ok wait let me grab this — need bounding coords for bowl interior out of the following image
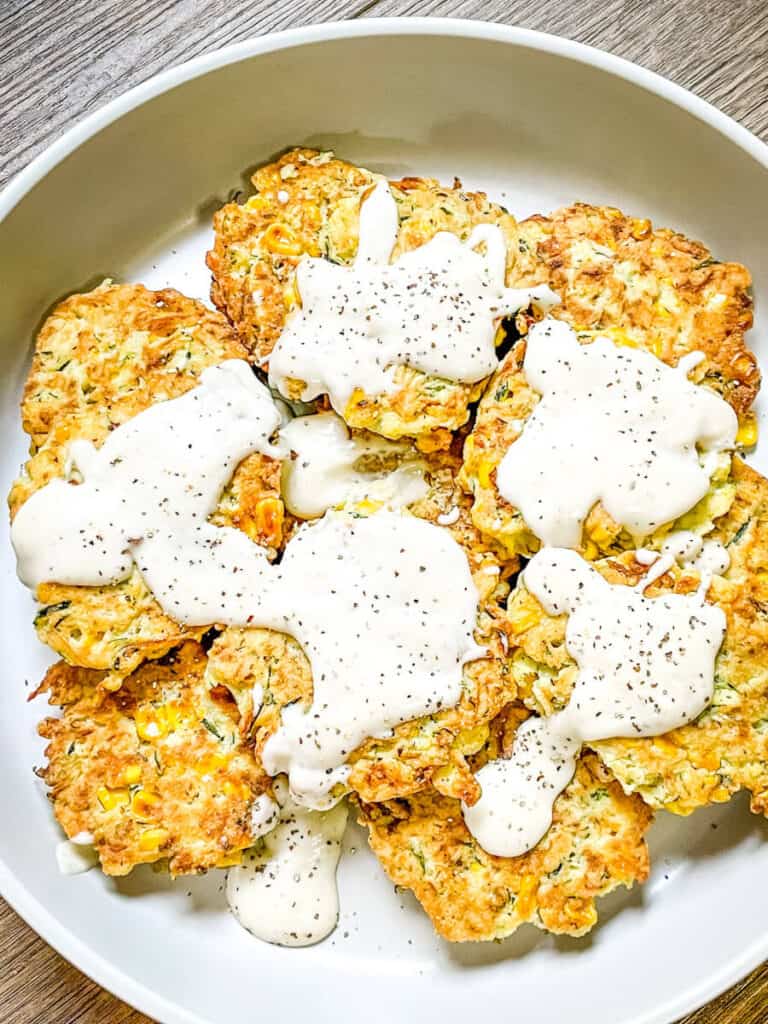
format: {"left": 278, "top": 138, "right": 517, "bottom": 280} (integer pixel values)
{"left": 1, "top": 25, "right": 767, "bottom": 1024}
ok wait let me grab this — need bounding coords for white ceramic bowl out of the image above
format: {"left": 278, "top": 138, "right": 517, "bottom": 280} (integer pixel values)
{"left": 1, "top": 18, "right": 767, "bottom": 1024}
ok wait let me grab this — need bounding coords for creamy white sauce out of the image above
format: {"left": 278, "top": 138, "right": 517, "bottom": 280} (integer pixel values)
{"left": 13, "top": 368, "right": 483, "bottom": 810}
{"left": 660, "top": 530, "right": 731, "bottom": 577}
{"left": 228, "top": 780, "right": 347, "bottom": 947}
{"left": 496, "top": 320, "right": 737, "bottom": 548}
{"left": 268, "top": 180, "right": 558, "bottom": 411}
{"left": 280, "top": 412, "right": 427, "bottom": 519}
{"left": 56, "top": 835, "right": 98, "bottom": 875}
{"left": 261, "top": 511, "right": 484, "bottom": 808}
{"left": 11, "top": 360, "right": 282, "bottom": 592}
{"left": 463, "top": 547, "right": 726, "bottom": 857}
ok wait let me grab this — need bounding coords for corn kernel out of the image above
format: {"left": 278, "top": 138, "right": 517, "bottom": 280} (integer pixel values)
{"left": 581, "top": 539, "right": 599, "bottom": 560}
{"left": 509, "top": 602, "right": 541, "bottom": 635}
{"left": 470, "top": 860, "right": 483, "bottom": 874}
{"left": 254, "top": 497, "right": 284, "bottom": 541}
{"left": 516, "top": 875, "right": 538, "bottom": 918}
{"left": 283, "top": 279, "right": 300, "bottom": 309}
{"left": 139, "top": 828, "right": 170, "bottom": 852}
{"left": 261, "top": 222, "right": 302, "bottom": 256}
{"left": 691, "top": 749, "right": 721, "bottom": 772}
{"left": 630, "top": 217, "right": 652, "bottom": 240}
{"left": 245, "top": 195, "right": 270, "bottom": 211}
{"left": 135, "top": 707, "right": 165, "bottom": 742}
{"left": 476, "top": 458, "right": 495, "bottom": 490}
{"left": 736, "top": 414, "right": 758, "bottom": 448}
{"left": 454, "top": 724, "right": 490, "bottom": 755}
{"left": 97, "top": 786, "right": 130, "bottom": 811}
{"left": 711, "top": 785, "right": 731, "bottom": 803}
{"left": 122, "top": 765, "right": 142, "bottom": 785}
{"left": 585, "top": 519, "right": 617, "bottom": 548}
{"left": 132, "top": 789, "right": 161, "bottom": 820}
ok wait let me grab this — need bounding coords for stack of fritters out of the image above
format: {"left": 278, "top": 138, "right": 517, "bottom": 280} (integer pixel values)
{"left": 11, "top": 148, "right": 766, "bottom": 944}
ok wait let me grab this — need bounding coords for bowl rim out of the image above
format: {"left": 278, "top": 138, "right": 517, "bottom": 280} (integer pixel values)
{"left": 1, "top": 16, "right": 767, "bottom": 1024}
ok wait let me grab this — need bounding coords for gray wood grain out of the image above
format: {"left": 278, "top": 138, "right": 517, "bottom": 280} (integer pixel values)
{"left": 1, "top": 1, "right": 767, "bottom": 1022}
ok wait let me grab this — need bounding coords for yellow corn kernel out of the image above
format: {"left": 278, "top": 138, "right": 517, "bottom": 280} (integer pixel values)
{"left": 515, "top": 874, "right": 539, "bottom": 918}
{"left": 134, "top": 704, "right": 181, "bottom": 742}
{"left": 197, "top": 752, "right": 228, "bottom": 777}
{"left": 630, "top": 218, "right": 651, "bottom": 240}
{"left": 690, "top": 749, "right": 721, "bottom": 772}
{"left": 139, "top": 828, "right": 170, "bottom": 852}
{"left": 245, "top": 195, "right": 270, "bottom": 211}
{"left": 261, "top": 222, "right": 302, "bottom": 256}
{"left": 652, "top": 737, "right": 680, "bottom": 758}
{"left": 218, "top": 850, "right": 244, "bottom": 868}
{"left": 303, "top": 203, "right": 323, "bottom": 230}
{"left": 581, "top": 539, "right": 599, "bottom": 561}
{"left": 97, "top": 786, "right": 130, "bottom": 811}
{"left": 664, "top": 799, "right": 694, "bottom": 816}
{"left": 736, "top": 413, "right": 758, "bottom": 448}
{"left": 353, "top": 498, "right": 384, "bottom": 516}
{"left": 470, "top": 860, "right": 483, "bottom": 874}
{"left": 585, "top": 519, "right": 616, "bottom": 548}
{"left": 254, "top": 496, "right": 284, "bottom": 541}
{"left": 711, "top": 785, "right": 732, "bottom": 803}
{"left": 509, "top": 601, "right": 541, "bottom": 635}
{"left": 494, "top": 324, "right": 507, "bottom": 349}
{"left": 476, "top": 458, "right": 495, "bottom": 490}
{"left": 132, "top": 789, "right": 161, "bottom": 820}
{"left": 454, "top": 724, "right": 490, "bottom": 755}
{"left": 122, "top": 764, "right": 142, "bottom": 786}
{"left": 134, "top": 707, "right": 167, "bottom": 742}
{"left": 283, "top": 279, "right": 300, "bottom": 309}
{"left": 607, "top": 328, "right": 637, "bottom": 349}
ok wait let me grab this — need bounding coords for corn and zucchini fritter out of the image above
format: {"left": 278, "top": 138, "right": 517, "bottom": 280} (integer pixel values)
{"left": 505, "top": 458, "right": 768, "bottom": 817}
{"left": 37, "top": 641, "right": 271, "bottom": 876}
{"left": 9, "top": 282, "right": 285, "bottom": 684}
{"left": 207, "top": 147, "right": 523, "bottom": 447}
{"left": 357, "top": 707, "right": 652, "bottom": 942}
{"left": 461, "top": 203, "right": 759, "bottom": 558}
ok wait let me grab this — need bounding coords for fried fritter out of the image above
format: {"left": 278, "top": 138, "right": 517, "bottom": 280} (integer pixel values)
{"left": 461, "top": 203, "right": 758, "bottom": 557}
{"left": 207, "top": 147, "right": 521, "bottom": 446}
{"left": 507, "top": 458, "right": 768, "bottom": 817}
{"left": 514, "top": 203, "right": 758, "bottom": 415}
{"left": 8, "top": 283, "right": 285, "bottom": 682}
{"left": 37, "top": 641, "right": 270, "bottom": 876}
{"left": 208, "top": 445, "right": 519, "bottom": 806}
{"left": 357, "top": 707, "right": 652, "bottom": 941}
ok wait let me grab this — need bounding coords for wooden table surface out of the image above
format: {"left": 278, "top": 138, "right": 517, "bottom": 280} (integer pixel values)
{"left": 1, "top": 1, "right": 767, "bottom": 1021}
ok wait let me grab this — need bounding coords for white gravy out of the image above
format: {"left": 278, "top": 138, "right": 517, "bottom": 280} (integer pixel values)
{"left": 463, "top": 547, "right": 726, "bottom": 857}
{"left": 268, "top": 180, "right": 558, "bottom": 411}
{"left": 227, "top": 780, "right": 347, "bottom": 947}
{"left": 280, "top": 412, "right": 427, "bottom": 519}
{"left": 496, "top": 320, "right": 737, "bottom": 548}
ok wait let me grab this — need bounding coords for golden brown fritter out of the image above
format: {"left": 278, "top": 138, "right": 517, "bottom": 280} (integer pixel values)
{"left": 207, "top": 147, "right": 522, "bottom": 447}
{"left": 8, "top": 282, "right": 285, "bottom": 683}
{"left": 207, "top": 445, "right": 519, "bottom": 806}
{"left": 461, "top": 203, "right": 758, "bottom": 557}
{"left": 507, "top": 458, "right": 768, "bottom": 817}
{"left": 37, "top": 641, "right": 271, "bottom": 877}
{"left": 357, "top": 707, "right": 652, "bottom": 942}
{"left": 513, "top": 203, "right": 758, "bottom": 415}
